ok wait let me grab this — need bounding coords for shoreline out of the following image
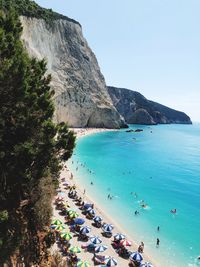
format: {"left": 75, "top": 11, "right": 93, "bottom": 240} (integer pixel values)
{"left": 66, "top": 127, "right": 159, "bottom": 266}
{"left": 70, "top": 127, "right": 117, "bottom": 139}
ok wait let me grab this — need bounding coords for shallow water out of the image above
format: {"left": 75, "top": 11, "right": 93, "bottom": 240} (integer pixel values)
{"left": 69, "top": 124, "right": 200, "bottom": 267}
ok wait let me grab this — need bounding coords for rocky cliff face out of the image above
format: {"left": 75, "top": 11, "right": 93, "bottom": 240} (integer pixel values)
{"left": 20, "top": 16, "right": 126, "bottom": 129}
{"left": 108, "top": 86, "right": 192, "bottom": 125}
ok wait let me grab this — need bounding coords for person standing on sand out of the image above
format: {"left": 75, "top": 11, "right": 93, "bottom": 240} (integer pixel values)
{"left": 156, "top": 238, "right": 160, "bottom": 247}
{"left": 83, "top": 189, "right": 86, "bottom": 194}
{"left": 138, "top": 241, "right": 144, "bottom": 253}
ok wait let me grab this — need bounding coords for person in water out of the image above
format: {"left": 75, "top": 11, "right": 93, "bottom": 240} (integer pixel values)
{"left": 157, "top": 226, "right": 160, "bottom": 232}
{"left": 170, "top": 208, "right": 177, "bottom": 214}
{"left": 156, "top": 238, "right": 160, "bottom": 247}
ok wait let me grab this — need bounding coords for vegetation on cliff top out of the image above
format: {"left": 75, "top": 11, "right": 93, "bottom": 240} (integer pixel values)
{"left": 0, "top": 7, "right": 75, "bottom": 265}
{"left": 0, "top": 0, "right": 81, "bottom": 25}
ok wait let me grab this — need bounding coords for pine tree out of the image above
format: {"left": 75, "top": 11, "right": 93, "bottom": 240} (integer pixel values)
{"left": 0, "top": 8, "right": 75, "bottom": 264}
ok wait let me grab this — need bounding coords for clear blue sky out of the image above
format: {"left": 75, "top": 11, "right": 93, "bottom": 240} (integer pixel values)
{"left": 35, "top": 0, "right": 200, "bottom": 121}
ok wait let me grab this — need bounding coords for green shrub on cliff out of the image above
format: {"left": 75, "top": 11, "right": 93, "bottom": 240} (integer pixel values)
{"left": 0, "top": 7, "right": 75, "bottom": 265}
{"left": 0, "top": 0, "right": 81, "bottom": 25}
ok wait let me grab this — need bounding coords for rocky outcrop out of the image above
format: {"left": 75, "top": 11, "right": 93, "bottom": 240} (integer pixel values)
{"left": 108, "top": 86, "right": 192, "bottom": 125}
{"left": 20, "top": 17, "right": 126, "bottom": 129}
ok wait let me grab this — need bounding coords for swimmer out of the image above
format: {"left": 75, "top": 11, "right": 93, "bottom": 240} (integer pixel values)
{"left": 157, "top": 226, "right": 160, "bottom": 232}
{"left": 170, "top": 208, "right": 177, "bottom": 214}
{"left": 156, "top": 238, "right": 160, "bottom": 247}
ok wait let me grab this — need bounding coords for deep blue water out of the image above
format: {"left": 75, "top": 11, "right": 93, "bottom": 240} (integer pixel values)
{"left": 69, "top": 124, "right": 200, "bottom": 267}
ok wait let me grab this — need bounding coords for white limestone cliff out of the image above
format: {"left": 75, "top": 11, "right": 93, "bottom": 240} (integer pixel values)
{"left": 20, "top": 16, "right": 126, "bottom": 128}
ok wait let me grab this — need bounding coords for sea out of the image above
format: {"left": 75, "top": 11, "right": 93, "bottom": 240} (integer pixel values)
{"left": 69, "top": 124, "right": 200, "bottom": 267}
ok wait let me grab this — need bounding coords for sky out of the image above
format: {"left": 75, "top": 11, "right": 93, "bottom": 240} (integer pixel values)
{"left": 35, "top": 0, "right": 200, "bottom": 122}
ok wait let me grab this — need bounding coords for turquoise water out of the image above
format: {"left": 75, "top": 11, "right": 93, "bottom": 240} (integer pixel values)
{"left": 69, "top": 124, "right": 200, "bottom": 267}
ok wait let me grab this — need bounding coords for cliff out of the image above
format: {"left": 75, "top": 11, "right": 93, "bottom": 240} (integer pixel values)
{"left": 17, "top": 0, "right": 191, "bottom": 127}
{"left": 20, "top": 16, "right": 126, "bottom": 128}
{"left": 108, "top": 86, "right": 192, "bottom": 125}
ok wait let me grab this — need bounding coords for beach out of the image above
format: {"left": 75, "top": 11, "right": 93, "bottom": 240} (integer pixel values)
{"left": 70, "top": 127, "right": 117, "bottom": 138}
{"left": 51, "top": 127, "right": 157, "bottom": 266}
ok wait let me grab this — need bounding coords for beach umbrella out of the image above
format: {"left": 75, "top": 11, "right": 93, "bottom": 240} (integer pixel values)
{"left": 120, "top": 239, "right": 132, "bottom": 247}
{"left": 84, "top": 203, "right": 93, "bottom": 209}
{"left": 69, "top": 246, "right": 81, "bottom": 253}
{"left": 94, "top": 245, "right": 108, "bottom": 253}
{"left": 80, "top": 226, "right": 91, "bottom": 235}
{"left": 88, "top": 209, "right": 96, "bottom": 216}
{"left": 140, "top": 262, "right": 154, "bottom": 267}
{"left": 68, "top": 211, "right": 79, "bottom": 218}
{"left": 51, "top": 219, "right": 62, "bottom": 226}
{"left": 104, "top": 256, "right": 117, "bottom": 266}
{"left": 93, "top": 216, "right": 102, "bottom": 222}
{"left": 130, "top": 252, "right": 143, "bottom": 262}
{"left": 76, "top": 261, "right": 90, "bottom": 267}
{"left": 55, "top": 225, "right": 66, "bottom": 231}
{"left": 67, "top": 209, "right": 76, "bottom": 215}
{"left": 103, "top": 224, "right": 114, "bottom": 232}
{"left": 86, "top": 206, "right": 93, "bottom": 212}
{"left": 90, "top": 235, "right": 102, "bottom": 244}
{"left": 74, "top": 218, "right": 85, "bottom": 225}
{"left": 114, "top": 233, "right": 126, "bottom": 241}
{"left": 60, "top": 232, "right": 72, "bottom": 240}
{"left": 64, "top": 203, "right": 70, "bottom": 208}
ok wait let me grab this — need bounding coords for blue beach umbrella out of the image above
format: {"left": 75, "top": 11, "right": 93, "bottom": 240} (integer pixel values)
{"left": 74, "top": 218, "right": 85, "bottom": 225}
{"left": 94, "top": 245, "right": 108, "bottom": 253}
{"left": 103, "top": 224, "right": 114, "bottom": 232}
{"left": 130, "top": 252, "right": 143, "bottom": 262}
{"left": 85, "top": 206, "right": 93, "bottom": 212}
{"left": 140, "top": 262, "right": 154, "bottom": 267}
{"left": 84, "top": 203, "right": 93, "bottom": 209}
{"left": 93, "top": 216, "right": 102, "bottom": 222}
{"left": 88, "top": 209, "right": 96, "bottom": 216}
{"left": 90, "top": 235, "right": 102, "bottom": 244}
{"left": 104, "top": 256, "right": 117, "bottom": 266}
{"left": 113, "top": 233, "right": 126, "bottom": 241}
{"left": 80, "top": 226, "right": 91, "bottom": 235}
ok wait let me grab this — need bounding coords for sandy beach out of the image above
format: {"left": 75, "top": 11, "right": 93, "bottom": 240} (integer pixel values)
{"left": 70, "top": 127, "right": 117, "bottom": 139}
{"left": 51, "top": 128, "right": 158, "bottom": 266}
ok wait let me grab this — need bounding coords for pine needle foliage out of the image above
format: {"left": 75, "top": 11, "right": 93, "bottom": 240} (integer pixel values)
{"left": 0, "top": 7, "right": 76, "bottom": 264}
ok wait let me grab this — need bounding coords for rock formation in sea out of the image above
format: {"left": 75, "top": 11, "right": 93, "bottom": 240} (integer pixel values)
{"left": 20, "top": 16, "right": 126, "bottom": 129}
{"left": 108, "top": 86, "right": 192, "bottom": 125}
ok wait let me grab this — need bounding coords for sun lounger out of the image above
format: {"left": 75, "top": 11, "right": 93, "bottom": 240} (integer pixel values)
{"left": 103, "top": 231, "right": 112, "bottom": 238}
{"left": 93, "top": 254, "right": 106, "bottom": 265}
